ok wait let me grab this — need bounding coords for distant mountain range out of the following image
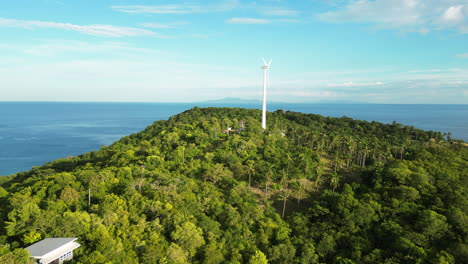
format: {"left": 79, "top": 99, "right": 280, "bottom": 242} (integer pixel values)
{"left": 199, "top": 97, "right": 262, "bottom": 104}
{"left": 199, "top": 97, "right": 370, "bottom": 104}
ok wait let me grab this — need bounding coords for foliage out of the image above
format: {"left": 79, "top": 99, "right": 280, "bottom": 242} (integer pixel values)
{"left": 0, "top": 107, "right": 466, "bottom": 263}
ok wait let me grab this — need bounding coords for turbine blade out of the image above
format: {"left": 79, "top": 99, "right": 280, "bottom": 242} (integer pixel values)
{"left": 262, "top": 58, "right": 267, "bottom": 65}
{"left": 268, "top": 59, "right": 272, "bottom": 66}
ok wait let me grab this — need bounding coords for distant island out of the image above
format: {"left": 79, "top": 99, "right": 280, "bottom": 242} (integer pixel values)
{"left": 199, "top": 97, "right": 370, "bottom": 104}
{"left": 0, "top": 107, "right": 466, "bottom": 263}
{"left": 199, "top": 97, "right": 262, "bottom": 104}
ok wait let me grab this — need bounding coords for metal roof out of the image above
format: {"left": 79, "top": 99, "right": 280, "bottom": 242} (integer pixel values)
{"left": 25, "top": 238, "right": 78, "bottom": 257}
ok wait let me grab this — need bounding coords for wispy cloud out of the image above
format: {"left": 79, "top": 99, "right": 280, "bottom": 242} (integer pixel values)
{"left": 317, "top": 0, "right": 468, "bottom": 34}
{"left": 327, "top": 81, "right": 384, "bottom": 87}
{"left": 226, "top": 18, "right": 272, "bottom": 24}
{"left": 112, "top": 1, "right": 239, "bottom": 14}
{"left": 271, "top": 91, "right": 338, "bottom": 98}
{"left": 112, "top": 5, "right": 202, "bottom": 14}
{"left": 456, "top": 53, "right": 468, "bottom": 58}
{"left": 11, "top": 40, "right": 165, "bottom": 57}
{"left": 408, "top": 69, "right": 443, "bottom": 73}
{"left": 0, "top": 18, "right": 155, "bottom": 37}
{"left": 276, "top": 19, "right": 301, "bottom": 23}
{"left": 262, "top": 7, "right": 300, "bottom": 16}
{"left": 439, "top": 5, "right": 465, "bottom": 25}
{"left": 408, "top": 68, "right": 463, "bottom": 73}
{"left": 450, "top": 81, "right": 468, "bottom": 84}
{"left": 141, "top": 22, "right": 188, "bottom": 29}
{"left": 225, "top": 17, "right": 301, "bottom": 24}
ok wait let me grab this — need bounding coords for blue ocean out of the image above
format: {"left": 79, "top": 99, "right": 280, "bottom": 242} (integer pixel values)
{"left": 0, "top": 102, "right": 467, "bottom": 176}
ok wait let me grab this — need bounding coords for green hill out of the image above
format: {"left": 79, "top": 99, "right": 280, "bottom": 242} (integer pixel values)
{"left": 0, "top": 107, "right": 467, "bottom": 263}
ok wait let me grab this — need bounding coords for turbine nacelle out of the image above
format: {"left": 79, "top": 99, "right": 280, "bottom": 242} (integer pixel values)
{"left": 262, "top": 58, "right": 272, "bottom": 68}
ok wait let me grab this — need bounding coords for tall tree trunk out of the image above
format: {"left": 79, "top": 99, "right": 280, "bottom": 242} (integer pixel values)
{"left": 362, "top": 152, "right": 367, "bottom": 168}
{"left": 282, "top": 197, "right": 287, "bottom": 219}
{"left": 182, "top": 146, "right": 185, "bottom": 164}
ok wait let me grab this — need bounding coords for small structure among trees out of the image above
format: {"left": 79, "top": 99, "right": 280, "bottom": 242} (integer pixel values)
{"left": 25, "top": 238, "right": 80, "bottom": 264}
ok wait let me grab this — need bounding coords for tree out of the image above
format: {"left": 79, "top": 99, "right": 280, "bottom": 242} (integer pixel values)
{"left": 246, "top": 160, "right": 256, "bottom": 188}
{"left": 203, "top": 163, "right": 233, "bottom": 184}
{"left": 132, "top": 177, "right": 146, "bottom": 193}
{"left": 166, "top": 243, "right": 189, "bottom": 264}
{"left": 0, "top": 246, "right": 33, "bottom": 264}
{"left": 203, "top": 241, "right": 225, "bottom": 264}
{"left": 249, "top": 250, "right": 268, "bottom": 264}
{"left": 292, "top": 179, "right": 309, "bottom": 205}
{"left": 0, "top": 107, "right": 463, "bottom": 264}
{"left": 22, "top": 230, "right": 41, "bottom": 244}
{"left": 330, "top": 173, "right": 340, "bottom": 192}
{"left": 60, "top": 186, "right": 81, "bottom": 205}
{"left": 286, "top": 152, "right": 293, "bottom": 179}
{"left": 171, "top": 222, "right": 206, "bottom": 259}
{"left": 314, "top": 162, "right": 324, "bottom": 191}
{"left": 262, "top": 164, "right": 276, "bottom": 196}
{"left": 279, "top": 189, "right": 292, "bottom": 219}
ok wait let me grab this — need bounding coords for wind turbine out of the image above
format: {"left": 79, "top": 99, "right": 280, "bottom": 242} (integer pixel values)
{"left": 261, "top": 58, "right": 272, "bottom": 130}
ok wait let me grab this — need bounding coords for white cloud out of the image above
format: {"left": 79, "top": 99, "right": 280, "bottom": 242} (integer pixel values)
{"left": 226, "top": 18, "right": 272, "bottom": 24}
{"left": 408, "top": 69, "right": 442, "bottom": 73}
{"left": 456, "top": 53, "right": 468, "bottom": 58}
{"left": 0, "top": 18, "right": 155, "bottom": 37}
{"left": 0, "top": 58, "right": 259, "bottom": 102}
{"left": 262, "top": 7, "right": 299, "bottom": 16}
{"left": 408, "top": 68, "right": 464, "bottom": 74}
{"left": 13, "top": 40, "right": 165, "bottom": 57}
{"left": 112, "top": 5, "right": 202, "bottom": 14}
{"left": 1, "top": 52, "right": 467, "bottom": 103}
{"left": 441, "top": 5, "right": 465, "bottom": 24}
{"left": 271, "top": 91, "right": 338, "bottom": 98}
{"left": 141, "top": 22, "right": 188, "bottom": 29}
{"left": 450, "top": 81, "right": 468, "bottom": 84}
{"left": 327, "top": 81, "right": 384, "bottom": 87}
{"left": 112, "top": 1, "right": 239, "bottom": 14}
{"left": 225, "top": 17, "right": 302, "bottom": 24}
{"left": 113, "top": 2, "right": 302, "bottom": 24}
{"left": 317, "top": 0, "right": 468, "bottom": 34}
{"left": 275, "top": 19, "right": 302, "bottom": 23}
{"left": 317, "top": 0, "right": 424, "bottom": 26}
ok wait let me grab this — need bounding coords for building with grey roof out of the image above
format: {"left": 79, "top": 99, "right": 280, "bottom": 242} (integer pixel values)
{"left": 25, "top": 237, "right": 80, "bottom": 264}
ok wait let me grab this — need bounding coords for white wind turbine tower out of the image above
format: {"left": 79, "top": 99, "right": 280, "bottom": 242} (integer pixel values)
{"left": 261, "top": 58, "right": 272, "bottom": 130}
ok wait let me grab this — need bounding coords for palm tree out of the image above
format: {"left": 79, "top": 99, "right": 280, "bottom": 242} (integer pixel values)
{"left": 299, "top": 152, "right": 310, "bottom": 176}
{"left": 133, "top": 177, "right": 146, "bottom": 193}
{"left": 264, "top": 165, "right": 275, "bottom": 196}
{"left": 314, "top": 163, "right": 324, "bottom": 192}
{"left": 246, "top": 160, "right": 256, "bottom": 188}
{"left": 330, "top": 172, "right": 339, "bottom": 192}
{"left": 280, "top": 169, "right": 288, "bottom": 187}
{"left": 344, "top": 136, "right": 356, "bottom": 168}
{"left": 279, "top": 189, "right": 291, "bottom": 219}
{"left": 293, "top": 179, "right": 307, "bottom": 205}
{"left": 310, "top": 134, "right": 318, "bottom": 150}
{"left": 285, "top": 152, "right": 293, "bottom": 179}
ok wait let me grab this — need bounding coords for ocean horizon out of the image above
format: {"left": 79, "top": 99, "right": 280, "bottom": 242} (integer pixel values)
{"left": 1, "top": 101, "right": 467, "bottom": 176}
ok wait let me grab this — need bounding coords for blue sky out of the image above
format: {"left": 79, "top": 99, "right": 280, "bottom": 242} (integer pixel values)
{"left": 1, "top": 0, "right": 468, "bottom": 103}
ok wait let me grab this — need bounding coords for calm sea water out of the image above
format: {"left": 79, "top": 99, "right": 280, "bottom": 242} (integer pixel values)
{"left": 0, "top": 102, "right": 466, "bottom": 176}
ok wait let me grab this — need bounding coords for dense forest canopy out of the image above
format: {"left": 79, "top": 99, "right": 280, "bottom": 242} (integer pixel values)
{"left": 0, "top": 107, "right": 466, "bottom": 263}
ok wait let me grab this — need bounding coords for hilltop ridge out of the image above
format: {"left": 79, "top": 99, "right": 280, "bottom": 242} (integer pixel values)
{"left": 0, "top": 107, "right": 467, "bottom": 263}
